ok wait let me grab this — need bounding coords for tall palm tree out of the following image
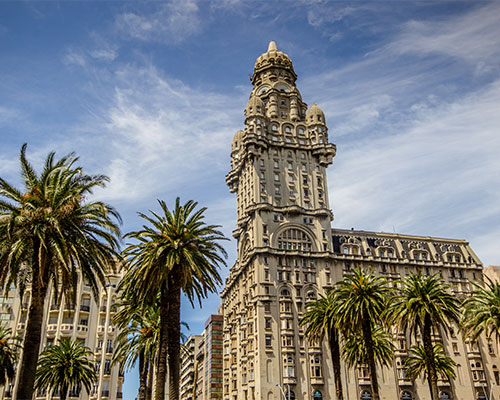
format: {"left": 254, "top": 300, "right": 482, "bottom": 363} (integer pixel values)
{"left": 341, "top": 326, "right": 394, "bottom": 371}
{"left": 113, "top": 295, "right": 160, "bottom": 400}
{"left": 333, "top": 267, "right": 392, "bottom": 400}
{"left": 390, "top": 272, "right": 460, "bottom": 400}
{"left": 300, "top": 291, "right": 344, "bottom": 399}
{"left": 462, "top": 276, "right": 500, "bottom": 343}
{"left": 405, "top": 343, "right": 456, "bottom": 383}
{"left": 121, "top": 198, "right": 227, "bottom": 400}
{"left": 0, "top": 144, "right": 121, "bottom": 400}
{"left": 0, "top": 324, "right": 20, "bottom": 386}
{"left": 34, "top": 338, "right": 96, "bottom": 400}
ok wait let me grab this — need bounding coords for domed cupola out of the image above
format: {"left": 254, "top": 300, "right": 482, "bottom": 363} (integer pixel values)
{"left": 251, "top": 41, "right": 297, "bottom": 85}
{"left": 232, "top": 130, "right": 244, "bottom": 151}
{"left": 244, "top": 95, "right": 266, "bottom": 118}
{"left": 306, "top": 104, "right": 326, "bottom": 125}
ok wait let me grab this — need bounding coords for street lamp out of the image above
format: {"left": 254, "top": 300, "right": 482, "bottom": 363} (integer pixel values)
{"left": 276, "top": 384, "right": 286, "bottom": 400}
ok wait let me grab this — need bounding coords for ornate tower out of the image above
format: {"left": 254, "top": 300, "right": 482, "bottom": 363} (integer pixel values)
{"left": 222, "top": 42, "right": 337, "bottom": 400}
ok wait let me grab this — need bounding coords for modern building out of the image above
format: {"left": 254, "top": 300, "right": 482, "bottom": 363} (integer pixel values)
{"left": 220, "top": 41, "right": 497, "bottom": 400}
{"left": 0, "top": 268, "right": 124, "bottom": 400}
{"left": 181, "top": 334, "right": 203, "bottom": 400}
{"left": 180, "top": 315, "right": 224, "bottom": 400}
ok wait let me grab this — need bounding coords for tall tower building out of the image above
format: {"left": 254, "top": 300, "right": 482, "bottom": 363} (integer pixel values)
{"left": 222, "top": 41, "right": 338, "bottom": 400}
{"left": 220, "top": 42, "right": 498, "bottom": 400}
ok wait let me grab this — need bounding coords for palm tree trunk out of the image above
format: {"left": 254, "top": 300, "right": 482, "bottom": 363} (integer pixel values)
{"left": 146, "top": 353, "right": 154, "bottom": 400}
{"left": 60, "top": 384, "right": 68, "bottom": 400}
{"left": 166, "top": 281, "right": 181, "bottom": 400}
{"left": 138, "top": 350, "right": 147, "bottom": 400}
{"left": 15, "top": 261, "right": 48, "bottom": 400}
{"left": 422, "top": 317, "right": 439, "bottom": 400}
{"left": 362, "top": 317, "right": 380, "bottom": 400}
{"left": 155, "top": 283, "right": 170, "bottom": 400}
{"left": 328, "top": 328, "right": 343, "bottom": 400}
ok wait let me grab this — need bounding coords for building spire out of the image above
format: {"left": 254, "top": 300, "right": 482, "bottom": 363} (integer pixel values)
{"left": 267, "top": 40, "right": 278, "bottom": 52}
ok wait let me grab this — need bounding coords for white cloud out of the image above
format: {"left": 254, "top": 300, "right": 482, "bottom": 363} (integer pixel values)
{"left": 329, "top": 79, "right": 500, "bottom": 267}
{"left": 89, "top": 48, "right": 118, "bottom": 62}
{"left": 115, "top": 0, "right": 202, "bottom": 43}
{"left": 83, "top": 64, "right": 244, "bottom": 205}
{"left": 62, "top": 49, "right": 87, "bottom": 67}
{"left": 388, "top": 3, "right": 500, "bottom": 73}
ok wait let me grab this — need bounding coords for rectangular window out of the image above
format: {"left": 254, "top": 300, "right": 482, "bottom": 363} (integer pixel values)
{"left": 287, "top": 162, "right": 293, "bottom": 169}
{"left": 274, "top": 161, "right": 279, "bottom": 168}
{"left": 265, "top": 335, "right": 272, "bottom": 347}
{"left": 274, "top": 174, "right": 279, "bottom": 181}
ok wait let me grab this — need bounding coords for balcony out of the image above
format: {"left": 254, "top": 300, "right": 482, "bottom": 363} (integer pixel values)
{"left": 47, "top": 324, "right": 58, "bottom": 333}
{"left": 108, "top": 326, "right": 116, "bottom": 334}
{"left": 60, "top": 324, "right": 73, "bottom": 333}
{"left": 77, "top": 325, "right": 88, "bottom": 333}
{"left": 97, "top": 326, "right": 105, "bottom": 334}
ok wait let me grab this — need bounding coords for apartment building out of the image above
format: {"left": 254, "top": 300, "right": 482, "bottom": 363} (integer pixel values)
{"left": 0, "top": 269, "right": 124, "bottom": 400}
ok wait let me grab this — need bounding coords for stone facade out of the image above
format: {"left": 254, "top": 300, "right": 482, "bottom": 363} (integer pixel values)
{"left": 219, "top": 41, "right": 498, "bottom": 400}
{"left": 0, "top": 269, "right": 124, "bottom": 400}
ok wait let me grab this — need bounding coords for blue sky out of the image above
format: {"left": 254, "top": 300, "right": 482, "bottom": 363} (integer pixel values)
{"left": 1, "top": 0, "right": 500, "bottom": 397}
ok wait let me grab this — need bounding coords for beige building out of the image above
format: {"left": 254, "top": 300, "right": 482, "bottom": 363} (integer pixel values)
{"left": 220, "top": 41, "right": 498, "bottom": 400}
{"left": 0, "top": 269, "right": 124, "bottom": 400}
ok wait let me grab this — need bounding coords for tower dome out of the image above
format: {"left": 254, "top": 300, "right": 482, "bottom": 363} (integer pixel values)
{"left": 232, "top": 130, "right": 244, "bottom": 150}
{"left": 251, "top": 41, "right": 297, "bottom": 85}
{"left": 306, "top": 104, "right": 326, "bottom": 124}
{"left": 245, "top": 95, "right": 265, "bottom": 117}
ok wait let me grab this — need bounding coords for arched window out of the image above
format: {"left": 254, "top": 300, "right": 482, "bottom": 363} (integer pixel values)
{"left": 361, "top": 390, "right": 372, "bottom": 400}
{"left": 280, "top": 288, "right": 291, "bottom": 297}
{"left": 313, "top": 391, "right": 322, "bottom": 400}
{"left": 401, "top": 391, "right": 412, "bottom": 400}
{"left": 277, "top": 229, "right": 312, "bottom": 252}
{"left": 306, "top": 291, "right": 316, "bottom": 301}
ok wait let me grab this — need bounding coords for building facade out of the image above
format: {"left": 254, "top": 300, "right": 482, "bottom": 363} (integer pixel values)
{"left": 0, "top": 270, "right": 124, "bottom": 400}
{"left": 220, "top": 41, "right": 498, "bottom": 400}
{"left": 181, "top": 315, "right": 224, "bottom": 400}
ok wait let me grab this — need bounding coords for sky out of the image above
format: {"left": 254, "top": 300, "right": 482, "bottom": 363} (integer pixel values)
{"left": 1, "top": 0, "right": 500, "bottom": 397}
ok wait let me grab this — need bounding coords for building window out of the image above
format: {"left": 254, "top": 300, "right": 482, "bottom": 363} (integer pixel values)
{"left": 265, "top": 335, "right": 272, "bottom": 347}
{"left": 277, "top": 228, "right": 313, "bottom": 252}
{"left": 265, "top": 318, "right": 272, "bottom": 330}
{"left": 310, "top": 355, "right": 322, "bottom": 377}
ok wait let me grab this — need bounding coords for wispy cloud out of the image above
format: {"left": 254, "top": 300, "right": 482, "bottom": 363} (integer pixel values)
{"left": 388, "top": 3, "right": 500, "bottom": 74}
{"left": 74, "top": 63, "right": 244, "bottom": 207}
{"left": 115, "top": 0, "right": 202, "bottom": 43}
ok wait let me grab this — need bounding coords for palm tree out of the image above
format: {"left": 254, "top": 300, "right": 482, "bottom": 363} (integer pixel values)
{"left": 34, "top": 338, "right": 96, "bottom": 400}
{"left": 462, "top": 276, "right": 500, "bottom": 344}
{"left": 113, "top": 295, "right": 160, "bottom": 400}
{"left": 121, "top": 198, "right": 227, "bottom": 400}
{"left": 390, "top": 272, "right": 460, "bottom": 400}
{"left": 300, "top": 291, "right": 344, "bottom": 399}
{"left": 405, "top": 343, "right": 456, "bottom": 383}
{"left": 0, "top": 324, "right": 20, "bottom": 386}
{"left": 341, "top": 326, "right": 394, "bottom": 372}
{"left": 333, "top": 267, "right": 392, "bottom": 400}
{"left": 0, "top": 144, "right": 121, "bottom": 400}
